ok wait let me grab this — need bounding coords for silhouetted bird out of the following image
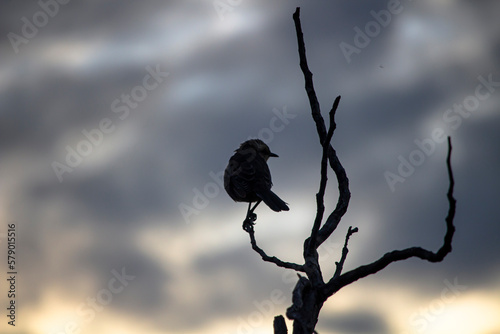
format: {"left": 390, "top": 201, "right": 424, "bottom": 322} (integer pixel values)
{"left": 224, "top": 139, "right": 289, "bottom": 215}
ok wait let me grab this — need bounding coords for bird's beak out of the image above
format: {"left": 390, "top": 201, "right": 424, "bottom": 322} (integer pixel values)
{"left": 269, "top": 152, "right": 279, "bottom": 158}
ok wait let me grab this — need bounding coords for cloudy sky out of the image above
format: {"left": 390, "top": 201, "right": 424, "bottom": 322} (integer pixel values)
{"left": 1, "top": 1, "right": 499, "bottom": 333}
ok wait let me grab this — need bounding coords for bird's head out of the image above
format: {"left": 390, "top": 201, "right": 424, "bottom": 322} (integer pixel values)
{"left": 238, "top": 139, "right": 278, "bottom": 161}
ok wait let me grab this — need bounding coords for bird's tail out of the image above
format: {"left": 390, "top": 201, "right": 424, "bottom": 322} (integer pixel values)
{"left": 257, "top": 190, "right": 289, "bottom": 212}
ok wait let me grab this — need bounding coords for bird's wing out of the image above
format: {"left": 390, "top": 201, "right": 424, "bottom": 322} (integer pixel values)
{"left": 225, "top": 152, "right": 255, "bottom": 198}
{"left": 253, "top": 156, "right": 273, "bottom": 189}
{"left": 231, "top": 160, "right": 256, "bottom": 198}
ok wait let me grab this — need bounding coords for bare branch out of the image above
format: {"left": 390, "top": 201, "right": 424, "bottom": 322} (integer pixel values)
{"left": 440, "top": 136, "right": 456, "bottom": 257}
{"left": 309, "top": 98, "right": 341, "bottom": 254}
{"left": 293, "top": 7, "right": 351, "bottom": 250}
{"left": 316, "top": 149, "right": 350, "bottom": 245}
{"left": 245, "top": 223, "right": 305, "bottom": 272}
{"left": 333, "top": 226, "right": 358, "bottom": 279}
{"left": 293, "top": 7, "right": 322, "bottom": 134}
{"left": 322, "top": 137, "right": 456, "bottom": 298}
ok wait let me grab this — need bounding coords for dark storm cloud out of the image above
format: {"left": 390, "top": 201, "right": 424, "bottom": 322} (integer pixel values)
{"left": 13, "top": 186, "right": 172, "bottom": 309}
{"left": 1, "top": 0, "right": 499, "bottom": 333}
{"left": 175, "top": 0, "right": 500, "bottom": 328}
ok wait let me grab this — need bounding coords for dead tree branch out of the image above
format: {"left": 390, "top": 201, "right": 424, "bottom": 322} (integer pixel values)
{"left": 240, "top": 7, "right": 457, "bottom": 334}
{"left": 293, "top": 8, "right": 351, "bottom": 251}
{"left": 246, "top": 219, "right": 305, "bottom": 272}
{"left": 309, "top": 98, "right": 340, "bottom": 252}
{"left": 322, "top": 137, "right": 456, "bottom": 297}
{"left": 333, "top": 226, "right": 358, "bottom": 279}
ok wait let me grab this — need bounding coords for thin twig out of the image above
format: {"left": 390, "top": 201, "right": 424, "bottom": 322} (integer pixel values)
{"left": 439, "top": 136, "right": 456, "bottom": 258}
{"left": 245, "top": 224, "right": 305, "bottom": 272}
{"left": 309, "top": 98, "right": 341, "bottom": 253}
{"left": 333, "top": 226, "right": 358, "bottom": 279}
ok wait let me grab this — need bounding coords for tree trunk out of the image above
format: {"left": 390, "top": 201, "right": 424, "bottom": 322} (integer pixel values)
{"left": 286, "top": 277, "right": 324, "bottom": 334}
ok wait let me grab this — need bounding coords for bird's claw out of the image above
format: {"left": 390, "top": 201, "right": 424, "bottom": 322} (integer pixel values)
{"left": 243, "top": 219, "right": 255, "bottom": 232}
{"left": 243, "top": 213, "right": 257, "bottom": 232}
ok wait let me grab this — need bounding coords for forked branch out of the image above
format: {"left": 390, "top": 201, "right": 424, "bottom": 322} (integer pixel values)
{"left": 309, "top": 97, "right": 341, "bottom": 253}
{"left": 293, "top": 7, "right": 351, "bottom": 251}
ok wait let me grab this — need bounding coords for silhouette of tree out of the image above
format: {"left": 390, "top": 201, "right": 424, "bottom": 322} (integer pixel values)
{"left": 242, "top": 7, "right": 457, "bottom": 334}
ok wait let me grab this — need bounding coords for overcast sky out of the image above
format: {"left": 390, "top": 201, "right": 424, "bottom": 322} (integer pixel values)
{"left": 0, "top": 1, "right": 499, "bottom": 334}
